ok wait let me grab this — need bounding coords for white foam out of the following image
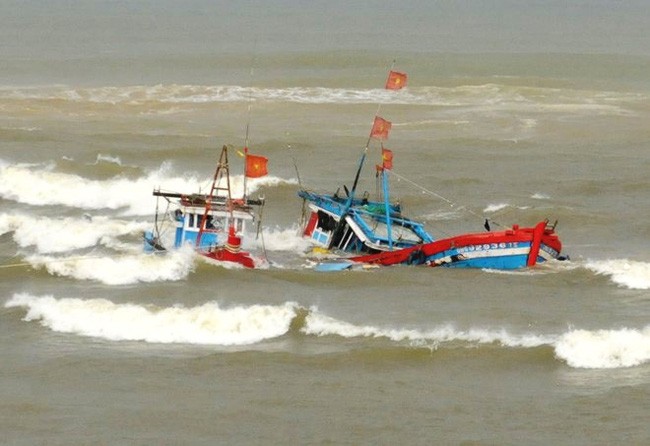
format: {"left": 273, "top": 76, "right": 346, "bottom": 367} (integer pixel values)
{"left": 247, "top": 225, "right": 311, "bottom": 252}
{"left": 585, "top": 259, "right": 650, "bottom": 290}
{"left": 5, "top": 293, "right": 298, "bottom": 346}
{"left": 27, "top": 248, "right": 196, "bottom": 284}
{"left": 419, "top": 210, "right": 462, "bottom": 221}
{"left": 483, "top": 202, "right": 531, "bottom": 213}
{"left": 93, "top": 154, "right": 122, "bottom": 166}
{"left": 0, "top": 213, "right": 148, "bottom": 254}
{"left": 0, "top": 84, "right": 642, "bottom": 117}
{"left": 6, "top": 292, "right": 649, "bottom": 368}
{"left": 303, "top": 308, "right": 650, "bottom": 369}
{"left": 0, "top": 160, "right": 295, "bottom": 215}
{"left": 555, "top": 326, "right": 650, "bottom": 369}
{"left": 0, "top": 85, "right": 416, "bottom": 106}
{"left": 302, "top": 308, "right": 553, "bottom": 348}
{"left": 484, "top": 203, "right": 510, "bottom": 213}
{"left": 0, "top": 83, "right": 646, "bottom": 120}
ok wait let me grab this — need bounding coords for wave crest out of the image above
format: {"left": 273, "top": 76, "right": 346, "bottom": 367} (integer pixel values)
{"left": 555, "top": 327, "right": 650, "bottom": 369}
{"left": 0, "top": 160, "right": 295, "bottom": 215}
{"left": 586, "top": 259, "right": 650, "bottom": 290}
{"left": 5, "top": 293, "right": 299, "bottom": 346}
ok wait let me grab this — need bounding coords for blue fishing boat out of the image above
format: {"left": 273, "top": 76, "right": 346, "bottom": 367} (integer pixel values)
{"left": 298, "top": 187, "right": 432, "bottom": 254}
{"left": 144, "top": 145, "right": 268, "bottom": 268}
{"left": 298, "top": 69, "right": 564, "bottom": 270}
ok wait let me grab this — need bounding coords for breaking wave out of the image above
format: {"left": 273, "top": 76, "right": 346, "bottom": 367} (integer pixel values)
{"left": 26, "top": 248, "right": 196, "bottom": 285}
{"left": 7, "top": 294, "right": 649, "bottom": 369}
{"left": 585, "top": 259, "right": 650, "bottom": 290}
{"left": 5, "top": 293, "right": 298, "bottom": 346}
{"left": 0, "top": 160, "right": 295, "bottom": 215}
{"left": 0, "top": 84, "right": 641, "bottom": 115}
{"left": 0, "top": 213, "right": 148, "bottom": 254}
{"left": 303, "top": 309, "right": 553, "bottom": 348}
{"left": 555, "top": 326, "right": 650, "bottom": 369}
{"left": 12, "top": 228, "right": 304, "bottom": 283}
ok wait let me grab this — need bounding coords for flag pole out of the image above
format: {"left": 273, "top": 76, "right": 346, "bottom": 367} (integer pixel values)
{"left": 328, "top": 62, "right": 400, "bottom": 250}
{"left": 351, "top": 60, "right": 396, "bottom": 202}
{"left": 382, "top": 160, "right": 393, "bottom": 250}
{"left": 243, "top": 62, "right": 254, "bottom": 201}
{"left": 243, "top": 147, "right": 249, "bottom": 201}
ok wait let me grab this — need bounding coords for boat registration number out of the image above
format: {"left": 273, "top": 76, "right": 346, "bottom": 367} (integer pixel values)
{"left": 457, "top": 242, "right": 519, "bottom": 253}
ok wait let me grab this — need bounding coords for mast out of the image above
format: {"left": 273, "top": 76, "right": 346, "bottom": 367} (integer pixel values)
{"left": 381, "top": 153, "right": 393, "bottom": 250}
{"left": 346, "top": 61, "right": 397, "bottom": 205}
{"left": 328, "top": 62, "right": 404, "bottom": 250}
{"left": 243, "top": 62, "right": 254, "bottom": 201}
{"left": 347, "top": 151, "right": 367, "bottom": 207}
{"left": 196, "top": 145, "right": 232, "bottom": 248}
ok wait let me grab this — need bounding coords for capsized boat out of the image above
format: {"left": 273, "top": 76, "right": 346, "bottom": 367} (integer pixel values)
{"left": 144, "top": 145, "right": 268, "bottom": 269}
{"left": 348, "top": 220, "right": 562, "bottom": 269}
{"left": 298, "top": 69, "right": 564, "bottom": 270}
{"left": 299, "top": 188, "right": 562, "bottom": 270}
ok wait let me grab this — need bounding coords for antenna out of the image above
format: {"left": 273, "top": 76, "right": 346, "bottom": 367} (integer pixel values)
{"left": 243, "top": 57, "right": 255, "bottom": 200}
{"left": 288, "top": 144, "right": 303, "bottom": 188}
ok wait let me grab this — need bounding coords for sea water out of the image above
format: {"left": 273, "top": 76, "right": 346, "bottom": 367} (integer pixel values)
{"left": 1, "top": 1, "right": 649, "bottom": 444}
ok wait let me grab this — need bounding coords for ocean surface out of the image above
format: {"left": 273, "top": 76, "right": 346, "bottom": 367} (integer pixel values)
{"left": 1, "top": 1, "right": 650, "bottom": 445}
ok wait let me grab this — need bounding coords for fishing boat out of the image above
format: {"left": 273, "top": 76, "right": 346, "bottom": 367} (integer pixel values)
{"left": 298, "top": 69, "right": 564, "bottom": 270}
{"left": 144, "top": 145, "right": 268, "bottom": 269}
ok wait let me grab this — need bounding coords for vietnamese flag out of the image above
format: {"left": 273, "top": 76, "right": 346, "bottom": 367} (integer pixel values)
{"left": 385, "top": 70, "right": 407, "bottom": 90}
{"left": 370, "top": 116, "right": 391, "bottom": 140}
{"left": 381, "top": 148, "right": 393, "bottom": 170}
{"left": 245, "top": 153, "right": 268, "bottom": 178}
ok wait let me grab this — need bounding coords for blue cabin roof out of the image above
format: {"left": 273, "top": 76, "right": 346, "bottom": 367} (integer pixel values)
{"left": 298, "top": 189, "right": 434, "bottom": 249}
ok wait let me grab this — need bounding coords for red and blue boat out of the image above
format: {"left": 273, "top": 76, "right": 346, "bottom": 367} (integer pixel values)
{"left": 298, "top": 69, "right": 564, "bottom": 270}
{"left": 144, "top": 145, "right": 268, "bottom": 269}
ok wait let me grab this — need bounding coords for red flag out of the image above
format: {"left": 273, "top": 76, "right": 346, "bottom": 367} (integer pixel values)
{"left": 245, "top": 153, "right": 268, "bottom": 178}
{"left": 385, "top": 70, "right": 407, "bottom": 90}
{"left": 370, "top": 116, "right": 391, "bottom": 140}
{"left": 381, "top": 148, "right": 393, "bottom": 170}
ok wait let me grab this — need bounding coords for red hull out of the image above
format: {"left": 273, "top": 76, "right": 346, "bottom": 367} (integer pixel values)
{"left": 349, "top": 221, "right": 562, "bottom": 268}
{"left": 200, "top": 248, "right": 257, "bottom": 269}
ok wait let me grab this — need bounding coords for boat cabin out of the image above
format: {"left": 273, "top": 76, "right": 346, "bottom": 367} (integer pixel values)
{"left": 299, "top": 190, "right": 433, "bottom": 254}
{"left": 173, "top": 203, "right": 253, "bottom": 250}
{"left": 146, "top": 190, "right": 259, "bottom": 252}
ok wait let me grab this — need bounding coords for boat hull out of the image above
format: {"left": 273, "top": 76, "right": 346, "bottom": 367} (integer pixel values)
{"left": 145, "top": 146, "right": 266, "bottom": 270}
{"left": 348, "top": 221, "right": 562, "bottom": 269}
{"left": 199, "top": 248, "right": 258, "bottom": 269}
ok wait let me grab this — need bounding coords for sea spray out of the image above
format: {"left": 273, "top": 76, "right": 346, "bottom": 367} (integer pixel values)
{"left": 249, "top": 225, "right": 311, "bottom": 252}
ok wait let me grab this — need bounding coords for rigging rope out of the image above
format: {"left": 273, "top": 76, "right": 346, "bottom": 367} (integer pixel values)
{"left": 386, "top": 169, "right": 506, "bottom": 229}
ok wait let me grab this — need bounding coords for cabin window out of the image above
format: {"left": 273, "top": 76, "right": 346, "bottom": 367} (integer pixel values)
{"left": 189, "top": 214, "right": 195, "bottom": 228}
{"left": 317, "top": 211, "right": 336, "bottom": 231}
{"left": 208, "top": 216, "right": 223, "bottom": 230}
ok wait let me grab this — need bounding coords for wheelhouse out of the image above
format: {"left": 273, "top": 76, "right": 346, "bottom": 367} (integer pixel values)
{"left": 299, "top": 190, "right": 433, "bottom": 254}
